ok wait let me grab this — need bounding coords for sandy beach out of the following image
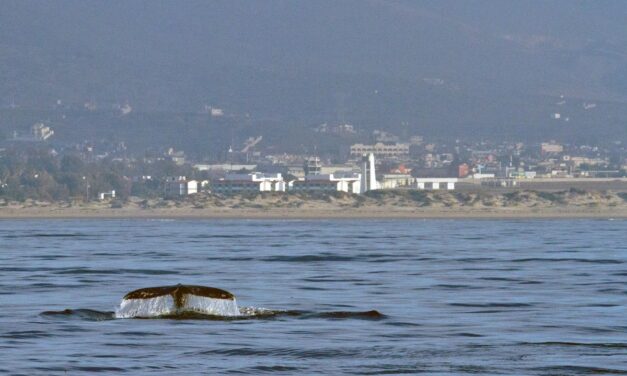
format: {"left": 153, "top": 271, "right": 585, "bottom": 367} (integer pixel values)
{"left": 1, "top": 208, "right": 626, "bottom": 220}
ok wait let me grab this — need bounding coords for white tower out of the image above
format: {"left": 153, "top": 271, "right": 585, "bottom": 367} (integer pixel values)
{"left": 360, "top": 153, "right": 377, "bottom": 193}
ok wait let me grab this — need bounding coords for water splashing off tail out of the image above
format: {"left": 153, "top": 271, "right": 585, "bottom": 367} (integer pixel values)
{"left": 115, "top": 284, "right": 240, "bottom": 318}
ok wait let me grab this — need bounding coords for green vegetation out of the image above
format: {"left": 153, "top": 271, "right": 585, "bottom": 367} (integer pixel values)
{"left": 407, "top": 190, "right": 430, "bottom": 205}
{"left": 0, "top": 146, "right": 191, "bottom": 202}
{"left": 536, "top": 191, "right": 566, "bottom": 204}
{"left": 568, "top": 188, "right": 587, "bottom": 195}
{"left": 364, "top": 189, "right": 431, "bottom": 206}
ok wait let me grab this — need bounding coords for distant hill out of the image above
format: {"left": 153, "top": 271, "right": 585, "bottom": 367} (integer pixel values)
{"left": 2, "top": 0, "right": 627, "bottom": 149}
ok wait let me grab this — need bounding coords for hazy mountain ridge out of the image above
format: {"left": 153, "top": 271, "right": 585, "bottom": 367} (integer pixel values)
{"left": 2, "top": 0, "right": 627, "bottom": 144}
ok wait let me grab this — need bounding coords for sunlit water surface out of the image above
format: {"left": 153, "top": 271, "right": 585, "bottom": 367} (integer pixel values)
{"left": 0, "top": 219, "right": 626, "bottom": 375}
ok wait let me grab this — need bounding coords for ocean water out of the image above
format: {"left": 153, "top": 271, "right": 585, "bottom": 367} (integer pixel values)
{"left": 0, "top": 219, "right": 626, "bottom": 375}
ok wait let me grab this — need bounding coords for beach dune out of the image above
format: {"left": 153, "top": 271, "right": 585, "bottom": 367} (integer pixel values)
{"left": 1, "top": 190, "right": 626, "bottom": 219}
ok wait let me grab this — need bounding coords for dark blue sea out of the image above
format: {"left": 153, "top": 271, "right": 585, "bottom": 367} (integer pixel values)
{"left": 1, "top": 219, "right": 626, "bottom": 375}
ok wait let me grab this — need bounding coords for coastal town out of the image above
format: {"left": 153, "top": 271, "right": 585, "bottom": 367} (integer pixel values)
{"left": 1, "top": 121, "right": 626, "bottom": 204}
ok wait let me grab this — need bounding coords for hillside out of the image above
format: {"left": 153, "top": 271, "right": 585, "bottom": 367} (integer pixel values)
{"left": 2, "top": 1, "right": 627, "bottom": 147}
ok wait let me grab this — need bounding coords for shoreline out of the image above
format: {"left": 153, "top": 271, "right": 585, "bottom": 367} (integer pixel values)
{"left": 2, "top": 190, "right": 627, "bottom": 220}
{"left": 1, "top": 207, "right": 626, "bottom": 220}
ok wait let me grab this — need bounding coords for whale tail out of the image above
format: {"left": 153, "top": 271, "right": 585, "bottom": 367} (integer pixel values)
{"left": 115, "top": 284, "right": 240, "bottom": 318}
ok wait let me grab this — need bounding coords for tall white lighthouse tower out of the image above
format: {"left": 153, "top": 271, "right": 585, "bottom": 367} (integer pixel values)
{"left": 360, "top": 153, "right": 377, "bottom": 193}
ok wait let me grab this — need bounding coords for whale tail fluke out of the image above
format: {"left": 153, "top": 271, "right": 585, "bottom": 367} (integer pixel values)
{"left": 115, "top": 284, "right": 240, "bottom": 318}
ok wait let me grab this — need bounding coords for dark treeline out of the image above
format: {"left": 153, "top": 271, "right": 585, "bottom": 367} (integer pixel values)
{"left": 0, "top": 146, "right": 197, "bottom": 202}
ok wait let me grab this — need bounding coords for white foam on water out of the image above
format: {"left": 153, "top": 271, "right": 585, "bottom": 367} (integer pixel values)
{"left": 185, "top": 295, "right": 240, "bottom": 316}
{"left": 115, "top": 295, "right": 176, "bottom": 318}
{"left": 114, "top": 295, "right": 240, "bottom": 318}
{"left": 238, "top": 306, "right": 275, "bottom": 317}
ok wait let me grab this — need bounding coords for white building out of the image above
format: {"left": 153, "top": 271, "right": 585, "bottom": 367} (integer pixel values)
{"left": 164, "top": 177, "right": 198, "bottom": 197}
{"left": 350, "top": 143, "right": 409, "bottom": 158}
{"left": 380, "top": 174, "right": 413, "bottom": 189}
{"left": 194, "top": 164, "right": 257, "bottom": 172}
{"left": 541, "top": 142, "right": 564, "bottom": 154}
{"left": 211, "top": 173, "right": 285, "bottom": 194}
{"left": 290, "top": 173, "right": 361, "bottom": 194}
{"left": 304, "top": 157, "right": 322, "bottom": 176}
{"left": 320, "top": 165, "right": 358, "bottom": 175}
{"left": 13, "top": 123, "right": 55, "bottom": 142}
{"left": 360, "top": 153, "right": 378, "bottom": 193}
{"left": 98, "top": 190, "right": 116, "bottom": 200}
{"left": 32, "top": 123, "right": 54, "bottom": 141}
{"left": 415, "top": 178, "right": 458, "bottom": 190}
{"left": 481, "top": 179, "right": 518, "bottom": 188}
{"left": 472, "top": 173, "right": 496, "bottom": 179}
{"left": 166, "top": 148, "right": 186, "bottom": 165}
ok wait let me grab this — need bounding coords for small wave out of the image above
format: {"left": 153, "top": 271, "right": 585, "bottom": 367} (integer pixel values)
{"left": 53, "top": 267, "right": 178, "bottom": 275}
{"left": 1, "top": 330, "right": 55, "bottom": 339}
{"left": 522, "top": 341, "right": 627, "bottom": 349}
{"left": 512, "top": 258, "right": 623, "bottom": 264}
{"left": 434, "top": 284, "right": 473, "bottom": 289}
{"left": 449, "top": 302, "right": 532, "bottom": 308}
{"left": 530, "top": 366, "right": 627, "bottom": 374}
{"left": 32, "top": 233, "right": 84, "bottom": 237}
{"left": 263, "top": 254, "right": 356, "bottom": 262}
{"left": 309, "top": 310, "right": 385, "bottom": 320}
{"left": 454, "top": 332, "right": 484, "bottom": 337}
{"left": 194, "top": 346, "right": 361, "bottom": 358}
{"left": 32, "top": 366, "right": 126, "bottom": 373}
{"left": 479, "top": 277, "right": 520, "bottom": 282}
